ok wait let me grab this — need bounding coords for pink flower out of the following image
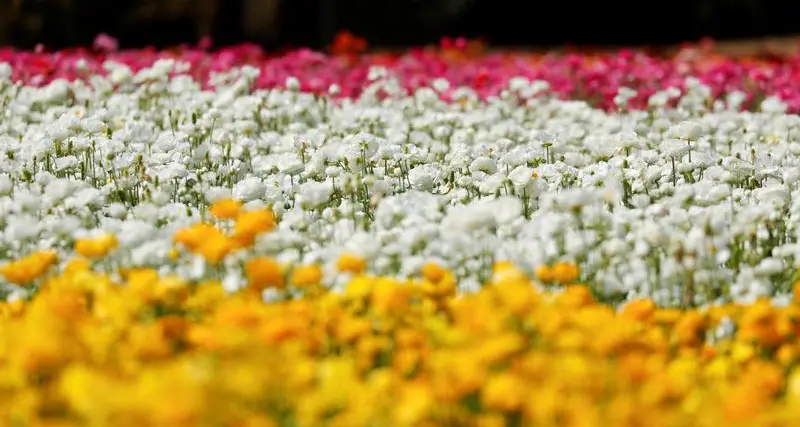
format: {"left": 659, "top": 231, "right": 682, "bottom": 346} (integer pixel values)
{"left": 93, "top": 34, "right": 119, "bottom": 53}
{"left": 2, "top": 39, "right": 800, "bottom": 112}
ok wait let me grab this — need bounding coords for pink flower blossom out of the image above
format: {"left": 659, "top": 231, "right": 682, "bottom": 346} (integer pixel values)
{"left": 1, "top": 39, "right": 799, "bottom": 112}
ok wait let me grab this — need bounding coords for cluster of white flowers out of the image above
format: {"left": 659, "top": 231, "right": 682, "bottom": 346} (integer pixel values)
{"left": 0, "top": 60, "right": 798, "bottom": 306}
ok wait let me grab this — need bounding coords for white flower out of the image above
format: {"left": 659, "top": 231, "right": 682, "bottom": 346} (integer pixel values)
{"left": 488, "top": 196, "right": 523, "bottom": 224}
{"left": 298, "top": 181, "right": 333, "bottom": 210}
{"left": 442, "top": 204, "right": 496, "bottom": 233}
{"left": 106, "top": 203, "right": 127, "bottom": 219}
{"left": 670, "top": 121, "right": 703, "bottom": 140}
{"left": 507, "top": 166, "right": 534, "bottom": 193}
{"left": 755, "top": 257, "right": 784, "bottom": 277}
{"left": 0, "top": 175, "right": 12, "bottom": 196}
{"left": 761, "top": 97, "right": 787, "bottom": 114}
{"left": 55, "top": 156, "right": 79, "bottom": 172}
{"left": 205, "top": 187, "right": 233, "bottom": 203}
{"left": 469, "top": 157, "right": 497, "bottom": 174}
{"left": 478, "top": 173, "right": 506, "bottom": 195}
{"left": 233, "top": 177, "right": 266, "bottom": 202}
{"left": 285, "top": 76, "right": 301, "bottom": 91}
{"left": 408, "top": 164, "right": 439, "bottom": 192}
{"left": 659, "top": 138, "right": 691, "bottom": 158}
{"left": 0, "top": 62, "right": 11, "bottom": 82}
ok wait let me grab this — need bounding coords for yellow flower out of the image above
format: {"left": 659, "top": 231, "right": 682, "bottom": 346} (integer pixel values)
{"left": 371, "top": 279, "right": 412, "bottom": 315}
{"left": 723, "top": 381, "right": 769, "bottom": 422}
{"left": 430, "top": 351, "right": 487, "bottom": 402}
{"left": 128, "top": 323, "right": 173, "bottom": 361}
{"left": 551, "top": 261, "right": 580, "bottom": 284}
{"left": 238, "top": 415, "right": 279, "bottom": 427}
{"left": 0, "top": 250, "right": 58, "bottom": 285}
{"left": 731, "top": 341, "right": 756, "bottom": 364}
{"left": 535, "top": 265, "right": 554, "bottom": 284}
{"left": 336, "top": 314, "right": 372, "bottom": 344}
{"left": 474, "top": 414, "right": 507, "bottom": 427}
{"left": 491, "top": 278, "right": 539, "bottom": 317}
{"left": 481, "top": 372, "right": 525, "bottom": 412}
{"left": 491, "top": 261, "right": 529, "bottom": 285}
{"left": 74, "top": 233, "right": 118, "bottom": 259}
{"left": 196, "top": 234, "right": 235, "bottom": 264}
{"left": 673, "top": 311, "right": 706, "bottom": 348}
{"left": 786, "top": 366, "right": 800, "bottom": 402}
{"left": 185, "top": 281, "right": 226, "bottom": 313}
{"left": 154, "top": 276, "right": 191, "bottom": 306}
{"left": 393, "top": 382, "right": 433, "bottom": 426}
{"left": 244, "top": 257, "right": 285, "bottom": 292}
{"left": 777, "top": 343, "right": 798, "bottom": 366}
{"left": 337, "top": 253, "right": 366, "bottom": 274}
{"left": 174, "top": 223, "right": 222, "bottom": 251}
{"left": 59, "top": 365, "right": 122, "bottom": 424}
{"left": 420, "top": 262, "right": 447, "bottom": 283}
{"left": 290, "top": 264, "right": 323, "bottom": 288}
{"left": 209, "top": 198, "right": 243, "bottom": 220}
{"left": 234, "top": 209, "right": 276, "bottom": 247}
{"left": 474, "top": 333, "right": 525, "bottom": 365}
{"left": 620, "top": 298, "right": 656, "bottom": 323}
{"left": 556, "top": 285, "right": 595, "bottom": 308}
{"left": 738, "top": 298, "right": 788, "bottom": 348}
{"left": 63, "top": 257, "right": 91, "bottom": 276}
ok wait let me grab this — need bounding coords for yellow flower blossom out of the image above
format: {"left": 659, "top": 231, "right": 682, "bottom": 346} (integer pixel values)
{"left": 551, "top": 261, "right": 580, "bottom": 284}
{"left": 244, "top": 256, "right": 285, "bottom": 292}
{"left": 337, "top": 253, "right": 366, "bottom": 274}
{"left": 290, "top": 264, "right": 323, "bottom": 288}
{"left": 420, "top": 262, "right": 448, "bottom": 283}
{"left": 0, "top": 250, "right": 58, "bottom": 285}
{"left": 74, "top": 233, "right": 118, "bottom": 259}
{"left": 481, "top": 372, "right": 525, "bottom": 411}
{"left": 2, "top": 254, "right": 800, "bottom": 426}
{"left": 621, "top": 298, "right": 657, "bottom": 323}
{"left": 173, "top": 222, "right": 220, "bottom": 251}
{"left": 535, "top": 264, "right": 555, "bottom": 284}
{"left": 233, "top": 209, "right": 276, "bottom": 247}
{"left": 209, "top": 198, "right": 243, "bottom": 220}
{"left": 197, "top": 234, "right": 236, "bottom": 264}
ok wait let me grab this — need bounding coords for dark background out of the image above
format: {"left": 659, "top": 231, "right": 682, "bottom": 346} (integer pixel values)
{"left": 1, "top": 0, "right": 799, "bottom": 50}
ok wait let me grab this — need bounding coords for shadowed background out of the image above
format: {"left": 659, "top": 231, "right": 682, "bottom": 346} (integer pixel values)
{"left": 0, "top": 0, "right": 798, "bottom": 50}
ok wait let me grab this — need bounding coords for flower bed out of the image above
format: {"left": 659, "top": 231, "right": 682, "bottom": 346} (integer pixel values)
{"left": 3, "top": 246, "right": 800, "bottom": 426}
{"left": 1, "top": 42, "right": 800, "bottom": 425}
{"left": 3, "top": 38, "right": 800, "bottom": 111}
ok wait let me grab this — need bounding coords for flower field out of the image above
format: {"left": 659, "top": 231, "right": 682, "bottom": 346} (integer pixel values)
{"left": 2, "top": 38, "right": 800, "bottom": 425}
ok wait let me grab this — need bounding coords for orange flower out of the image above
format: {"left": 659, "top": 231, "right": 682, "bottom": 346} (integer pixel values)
{"left": 481, "top": 372, "right": 525, "bottom": 411}
{"left": 420, "top": 262, "right": 447, "bottom": 283}
{"left": 738, "top": 298, "right": 789, "bottom": 348}
{"left": 209, "top": 198, "right": 243, "bottom": 220}
{"left": 234, "top": 209, "right": 276, "bottom": 247}
{"left": 337, "top": 253, "right": 366, "bottom": 274}
{"left": 621, "top": 298, "right": 656, "bottom": 323}
{"left": 196, "top": 234, "right": 235, "bottom": 264}
{"left": 245, "top": 257, "right": 285, "bottom": 291}
{"left": 673, "top": 312, "right": 706, "bottom": 347}
{"left": 556, "top": 285, "right": 595, "bottom": 308}
{"left": 290, "top": 265, "right": 323, "bottom": 288}
{"left": 551, "top": 261, "right": 580, "bottom": 284}
{"left": 535, "top": 265, "right": 555, "bottom": 284}
{"left": 0, "top": 250, "right": 58, "bottom": 285}
{"left": 174, "top": 223, "right": 221, "bottom": 251}
{"left": 74, "top": 233, "right": 119, "bottom": 259}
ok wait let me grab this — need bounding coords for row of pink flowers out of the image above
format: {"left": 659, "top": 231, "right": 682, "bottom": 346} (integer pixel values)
{"left": 2, "top": 36, "right": 800, "bottom": 112}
